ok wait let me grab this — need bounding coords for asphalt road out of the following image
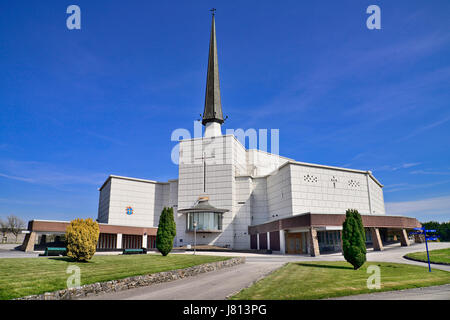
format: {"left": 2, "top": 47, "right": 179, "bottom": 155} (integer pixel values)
{"left": 1, "top": 242, "right": 448, "bottom": 300}
{"left": 80, "top": 242, "right": 450, "bottom": 300}
{"left": 82, "top": 259, "right": 286, "bottom": 300}
{"left": 0, "top": 244, "right": 40, "bottom": 258}
{"left": 329, "top": 284, "right": 450, "bottom": 300}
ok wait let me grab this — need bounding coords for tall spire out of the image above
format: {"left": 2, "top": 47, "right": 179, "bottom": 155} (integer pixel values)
{"left": 202, "top": 11, "right": 224, "bottom": 126}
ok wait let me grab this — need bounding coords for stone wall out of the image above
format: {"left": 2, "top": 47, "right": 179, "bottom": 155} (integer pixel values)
{"left": 16, "top": 257, "right": 245, "bottom": 300}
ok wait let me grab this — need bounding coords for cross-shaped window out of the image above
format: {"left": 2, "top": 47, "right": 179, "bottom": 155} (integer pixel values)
{"left": 331, "top": 176, "right": 338, "bottom": 188}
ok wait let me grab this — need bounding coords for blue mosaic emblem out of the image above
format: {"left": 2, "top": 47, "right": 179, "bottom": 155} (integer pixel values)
{"left": 126, "top": 206, "right": 133, "bottom": 215}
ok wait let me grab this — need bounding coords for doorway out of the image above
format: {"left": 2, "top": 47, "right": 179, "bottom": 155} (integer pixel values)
{"left": 286, "top": 233, "right": 306, "bottom": 254}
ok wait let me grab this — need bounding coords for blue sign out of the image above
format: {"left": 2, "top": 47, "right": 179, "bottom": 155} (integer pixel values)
{"left": 409, "top": 228, "right": 440, "bottom": 272}
{"left": 126, "top": 206, "right": 133, "bottom": 215}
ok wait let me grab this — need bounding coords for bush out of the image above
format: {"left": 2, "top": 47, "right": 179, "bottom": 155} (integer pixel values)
{"left": 342, "top": 209, "right": 366, "bottom": 270}
{"left": 156, "top": 207, "right": 176, "bottom": 256}
{"left": 65, "top": 218, "right": 100, "bottom": 262}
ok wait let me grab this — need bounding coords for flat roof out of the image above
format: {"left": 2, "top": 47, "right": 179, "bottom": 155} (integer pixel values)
{"left": 248, "top": 212, "right": 420, "bottom": 234}
{"left": 272, "top": 160, "right": 383, "bottom": 187}
{"left": 29, "top": 219, "right": 153, "bottom": 228}
{"left": 28, "top": 219, "right": 158, "bottom": 235}
{"left": 98, "top": 174, "right": 175, "bottom": 191}
{"left": 179, "top": 134, "right": 382, "bottom": 186}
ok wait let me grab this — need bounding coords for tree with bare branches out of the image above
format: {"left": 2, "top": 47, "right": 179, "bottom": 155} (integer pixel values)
{"left": 0, "top": 218, "right": 9, "bottom": 243}
{"left": 7, "top": 215, "right": 25, "bottom": 243}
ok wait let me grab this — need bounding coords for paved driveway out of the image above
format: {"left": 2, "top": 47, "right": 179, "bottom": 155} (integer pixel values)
{"left": 83, "top": 259, "right": 285, "bottom": 300}
{"left": 0, "top": 244, "right": 40, "bottom": 258}
{"left": 2, "top": 242, "right": 448, "bottom": 299}
{"left": 329, "top": 284, "right": 450, "bottom": 300}
{"left": 81, "top": 242, "right": 450, "bottom": 300}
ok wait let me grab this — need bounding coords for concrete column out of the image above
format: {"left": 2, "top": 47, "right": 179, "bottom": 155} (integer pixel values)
{"left": 21, "top": 232, "right": 37, "bottom": 252}
{"left": 256, "top": 233, "right": 260, "bottom": 250}
{"left": 142, "top": 234, "right": 147, "bottom": 248}
{"left": 399, "top": 229, "right": 410, "bottom": 246}
{"left": 309, "top": 228, "right": 320, "bottom": 257}
{"left": 117, "top": 233, "right": 123, "bottom": 249}
{"left": 267, "top": 232, "right": 270, "bottom": 250}
{"left": 279, "top": 230, "right": 286, "bottom": 254}
{"left": 370, "top": 227, "right": 383, "bottom": 251}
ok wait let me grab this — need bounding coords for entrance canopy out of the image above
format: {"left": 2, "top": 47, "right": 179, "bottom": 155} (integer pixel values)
{"left": 248, "top": 212, "right": 421, "bottom": 235}
{"left": 177, "top": 196, "right": 228, "bottom": 214}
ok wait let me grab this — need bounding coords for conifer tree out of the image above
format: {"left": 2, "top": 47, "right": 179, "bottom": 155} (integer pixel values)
{"left": 156, "top": 207, "right": 176, "bottom": 256}
{"left": 342, "top": 209, "right": 366, "bottom": 269}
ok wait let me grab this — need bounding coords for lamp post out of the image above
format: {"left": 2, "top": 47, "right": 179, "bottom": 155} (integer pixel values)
{"left": 193, "top": 221, "right": 197, "bottom": 255}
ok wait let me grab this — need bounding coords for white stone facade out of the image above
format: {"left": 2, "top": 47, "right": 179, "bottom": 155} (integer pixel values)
{"left": 97, "top": 175, "right": 174, "bottom": 228}
{"left": 97, "top": 134, "right": 385, "bottom": 249}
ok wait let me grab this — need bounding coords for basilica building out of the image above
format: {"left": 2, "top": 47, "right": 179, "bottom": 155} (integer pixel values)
{"left": 21, "top": 14, "right": 420, "bottom": 256}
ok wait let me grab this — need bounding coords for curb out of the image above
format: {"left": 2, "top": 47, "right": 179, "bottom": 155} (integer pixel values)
{"left": 403, "top": 255, "right": 450, "bottom": 266}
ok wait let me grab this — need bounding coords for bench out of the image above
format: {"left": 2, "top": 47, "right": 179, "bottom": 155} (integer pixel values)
{"left": 122, "top": 248, "right": 147, "bottom": 255}
{"left": 43, "top": 247, "right": 67, "bottom": 256}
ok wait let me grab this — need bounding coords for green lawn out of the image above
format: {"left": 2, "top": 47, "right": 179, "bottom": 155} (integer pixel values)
{"left": 230, "top": 261, "right": 450, "bottom": 300}
{"left": 0, "top": 254, "right": 228, "bottom": 300}
{"left": 405, "top": 248, "right": 450, "bottom": 264}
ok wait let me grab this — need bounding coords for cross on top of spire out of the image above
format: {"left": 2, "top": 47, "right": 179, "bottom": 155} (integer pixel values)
{"left": 202, "top": 8, "right": 224, "bottom": 126}
{"left": 210, "top": 8, "right": 216, "bottom": 16}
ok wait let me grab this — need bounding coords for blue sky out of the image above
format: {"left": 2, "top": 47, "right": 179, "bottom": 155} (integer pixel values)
{"left": 0, "top": 0, "right": 449, "bottom": 223}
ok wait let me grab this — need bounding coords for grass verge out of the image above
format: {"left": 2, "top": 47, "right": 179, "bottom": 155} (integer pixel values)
{"left": 404, "top": 248, "right": 450, "bottom": 265}
{"left": 230, "top": 261, "right": 450, "bottom": 300}
{"left": 0, "top": 253, "right": 228, "bottom": 300}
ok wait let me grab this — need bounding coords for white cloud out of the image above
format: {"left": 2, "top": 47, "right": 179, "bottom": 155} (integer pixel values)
{"left": 0, "top": 160, "right": 106, "bottom": 187}
{"left": 0, "top": 173, "right": 35, "bottom": 183}
{"left": 410, "top": 170, "right": 450, "bottom": 176}
{"left": 402, "top": 163, "right": 422, "bottom": 169}
{"left": 383, "top": 179, "right": 450, "bottom": 192}
{"left": 385, "top": 195, "right": 450, "bottom": 222}
{"left": 397, "top": 117, "right": 450, "bottom": 142}
{"left": 82, "top": 130, "right": 126, "bottom": 146}
{"left": 375, "top": 162, "right": 422, "bottom": 172}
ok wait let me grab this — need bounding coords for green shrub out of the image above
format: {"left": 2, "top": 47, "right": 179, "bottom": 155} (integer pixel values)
{"left": 65, "top": 218, "right": 100, "bottom": 262}
{"left": 342, "top": 209, "right": 366, "bottom": 270}
{"left": 156, "top": 207, "right": 176, "bottom": 256}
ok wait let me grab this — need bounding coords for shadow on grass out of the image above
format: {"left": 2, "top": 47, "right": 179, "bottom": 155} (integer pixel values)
{"left": 48, "top": 257, "right": 92, "bottom": 263}
{"left": 294, "top": 263, "right": 354, "bottom": 270}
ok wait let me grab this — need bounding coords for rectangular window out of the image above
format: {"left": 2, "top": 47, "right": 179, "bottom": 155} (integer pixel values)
{"left": 186, "top": 212, "right": 223, "bottom": 231}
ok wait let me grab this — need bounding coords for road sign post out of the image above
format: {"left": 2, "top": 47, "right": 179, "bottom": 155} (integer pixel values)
{"left": 410, "top": 227, "right": 440, "bottom": 272}
{"left": 424, "top": 229, "right": 431, "bottom": 272}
